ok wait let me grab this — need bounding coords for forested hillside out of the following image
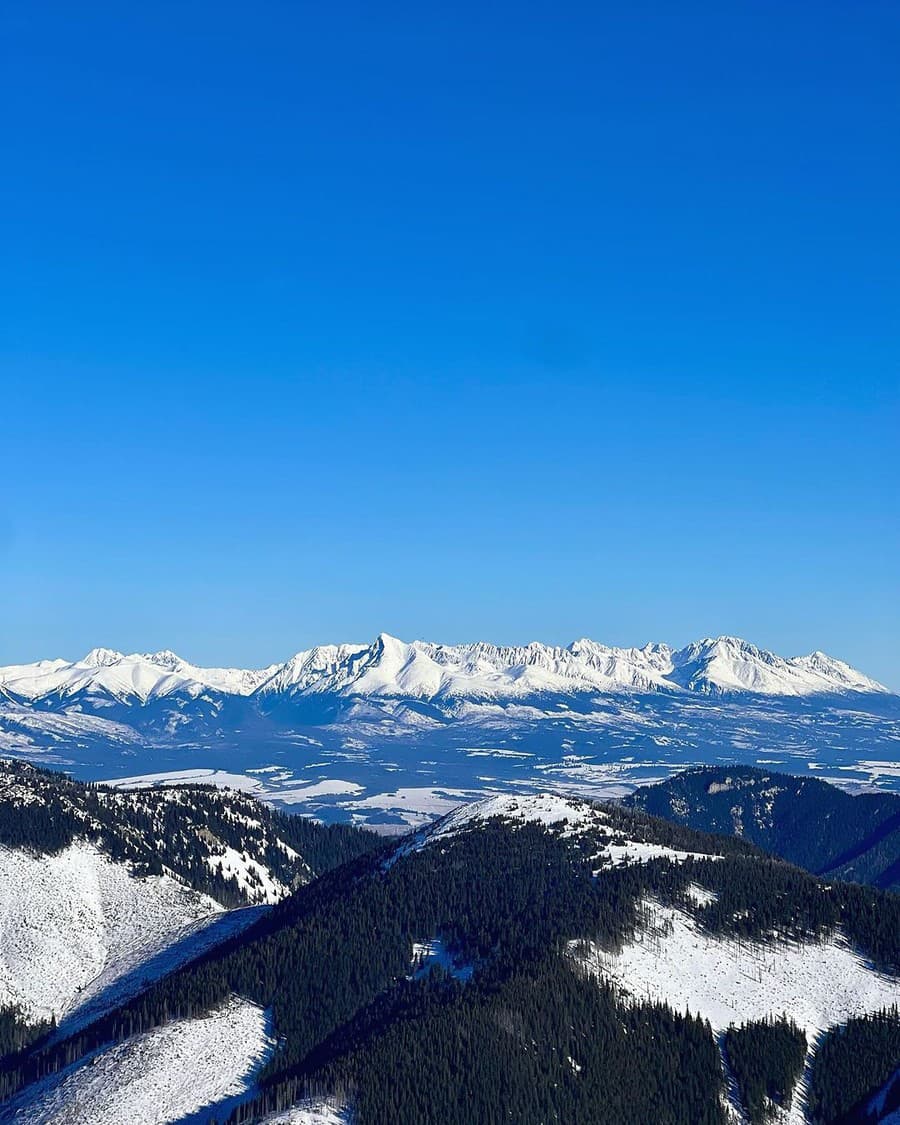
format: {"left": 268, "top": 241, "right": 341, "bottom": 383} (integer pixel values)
{"left": 2, "top": 792, "right": 899, "bottom": 1124}
{"left": 0, "top": 759, "right": 379, "bottom": 1069}
{"left": 0, "top": 760, "right": 377, "bottom": 905}
{"left": 628, "top": 766, "right": 900, "bottom": 892}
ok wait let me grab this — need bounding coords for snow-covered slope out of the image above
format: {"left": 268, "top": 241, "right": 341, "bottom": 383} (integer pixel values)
{"left": 423, "top": 792, "right": 608, "bottom": 838}
{"left": 0, "top": 761, "right": 318, "bottom": 1031}
{"left": 0, "top": 760, "right": 311, "bottom": 907}
{"left": 389, "top": 791, "right": 737, "bottom": 873}
{"left": 0, "top": 647, "right": 276, "bottom": 704}
{"left": 0, "top": 841, "right": 218, "bottom": 1022}
{"left": 571, "top": 897, "right": 900, "bottom": 1038}
{"left": 4, "top": 995, "right": 271, "bottom": 1124}
{"left": 3, "top": 781, "right": 899, "bottom": 1125}
{"left": 571, "top": 897, "right": 900, "bottom": 1124}
{"left": 0, "top": 633, "right": 887, "bottom": 705}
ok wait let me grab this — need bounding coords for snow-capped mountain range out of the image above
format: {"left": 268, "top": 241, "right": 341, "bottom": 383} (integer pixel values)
{"left": 2, "top": 634, "right": 897, "bottom": 831}
{"left": 0, "top": 633, "right": 888, "bottom": 704}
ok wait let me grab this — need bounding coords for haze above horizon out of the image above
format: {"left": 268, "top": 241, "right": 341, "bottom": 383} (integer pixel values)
{"left": 2, "top": 2, "right": 898, "bottom": 687}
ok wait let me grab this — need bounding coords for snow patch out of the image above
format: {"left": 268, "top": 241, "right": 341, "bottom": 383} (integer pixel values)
{"left": 104, "top": 768, "right": 265, "bottom": 794}
{"left": 205, "top": 845, "right": 288, "bottom": 903}
{"left": 260, "top": 1103, "right": 349, "bottom": 1124}
{"left": 409, "top": 939, "right": 474, "bottom": 983}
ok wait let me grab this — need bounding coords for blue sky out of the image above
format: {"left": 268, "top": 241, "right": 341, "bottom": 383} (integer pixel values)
{"left": 2, "top": 2, "right": 898, "bottom": 685}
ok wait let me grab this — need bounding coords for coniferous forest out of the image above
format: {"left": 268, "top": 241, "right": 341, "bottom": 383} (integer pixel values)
{"left": 0, "top": 760, "right": 378, "bottom": 905}
{"left": 724, "top": 1016, "right": 807, "bottom": 1123}
{"left": 628, "top": 766, "right": 900, "bottom": 893}
{"left": 2, "top": 793, "right": 900, "bottom": 1124}
{"left": 806, "top": 1008, "right": 900, "bottom": 1124}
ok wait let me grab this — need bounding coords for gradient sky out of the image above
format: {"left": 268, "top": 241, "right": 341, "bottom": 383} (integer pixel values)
{"left": 2, "top": 2, "right": 898, "bottom": 686}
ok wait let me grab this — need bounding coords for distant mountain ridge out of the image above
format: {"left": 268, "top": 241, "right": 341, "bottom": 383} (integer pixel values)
{"left": 628, "top": 766, "right": 900, "bottom": 893}
{"left": 0, "top": 633, "right": 888, "bottom": 705}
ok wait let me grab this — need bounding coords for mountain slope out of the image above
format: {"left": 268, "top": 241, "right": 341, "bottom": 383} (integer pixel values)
{"left": 627, "top": 766, "right": 900, "bottom": 892}
{"left": 1, "top": 996, "right": 273, "bottom": 1125}
{"left": 0, "top": 760, "right": 374, "bottom": 907}
{"left": 0, "top": 761, "right": 377, "bottom": 1049}
{"left": 3, "top": 790, "right": 899, "bottom": 1124}
{"left": 0, "top": 839, "right": 221, "bottom": 1025}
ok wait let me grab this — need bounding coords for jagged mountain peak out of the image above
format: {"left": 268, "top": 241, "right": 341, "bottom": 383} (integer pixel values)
{"left": 140, "top": 648, "right": 184, "bottom": 670}
{"left": 0, "top": 633, "right": 888, "bottom": 706}
{"left": 82, "top": 647, "right": 127, "bottom": 667}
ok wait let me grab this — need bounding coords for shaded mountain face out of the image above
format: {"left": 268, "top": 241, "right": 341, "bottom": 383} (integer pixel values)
{"left": 2, "top": 786, "right": 900, "bottom": 1125}
{"left": 627, "top": 766, "right": 900, "bottom": 893}
{"left": 2, "top": 636, "right": 898, "bottom": 829}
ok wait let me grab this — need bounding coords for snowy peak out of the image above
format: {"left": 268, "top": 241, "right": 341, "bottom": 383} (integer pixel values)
{"left": 0, "top": 634, "right": 888, "bottom": 706}
{"left": 82, "top": 647, "right": 126, "bottom": 668}
{"left": 254, "top": 643, "right": 371, "bottom": 695}
{"left": 0, "top": 649, "right": 278, "bottom": 703}
{"left": 788, "top": 649, "right": 883, "bottom": 693}
{"left": 669, "top": 635, "right": 888, "bottom": 696}
{"left": 427, "top": 792, "right": 607, "bottom": 839}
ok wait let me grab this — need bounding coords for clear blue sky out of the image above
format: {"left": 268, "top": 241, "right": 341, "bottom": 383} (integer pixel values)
{"left": 2, "top": 2, "right": 898, "bottom": 686}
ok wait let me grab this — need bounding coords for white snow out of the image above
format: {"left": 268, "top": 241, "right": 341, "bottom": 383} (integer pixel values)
{"left": 1, "top": 633, "right": 887, "bottom": 705}
{"left": 427, "top": 792, "right": 608, "bottom": 838}
{"left": 685, "top": 882, "right": 718, "bottom": 907}
{"left": 276, "top": 779, "right": 364, "bottom": 802}
{"left": 409, "top": 939, "right": 474, "bottom": 982}
{"left": 571, "top": 898, "right": 900, "bottom": 1038}
{"left": 51, "top": 907, "right": 266, "bottom": 1044}
{"left": 600, "top": 840, "right": 723, "bottom": 870}
{"left": 386, "top": 792, "right": 726, "bottom": 873}
{"left": 206, "top": 845, "right": 287, "bottom": 903}
{"left": 250, "top": 634, "right": 885, "bottom": 699}
{"left": 103, "top": 767, "right": 266, "bottom": 793}
{"left": 347, "top": 786, "right": 478, "bottom": 829}
{"left": 0, "top": 841, "right": 219, "bottom": 1021}
{"left": 7, "top": 995, "right": 272, "bottom": 1125}
{"left": 260, "top": 1104, "right": 348, "bottom": 1124}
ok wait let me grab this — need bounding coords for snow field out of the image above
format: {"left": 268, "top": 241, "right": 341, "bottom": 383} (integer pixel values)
{"left": 7, "top": 995, "right": 272, "bottom": 1124}
{"left": 0, "top": 841, "right": 219, "bottom": 1021}
{"left": 572, "top": 899, "right": 900, "bottom": 1124}
{"left": 571, "top": 898, "right": 900, "bottom": 1037}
